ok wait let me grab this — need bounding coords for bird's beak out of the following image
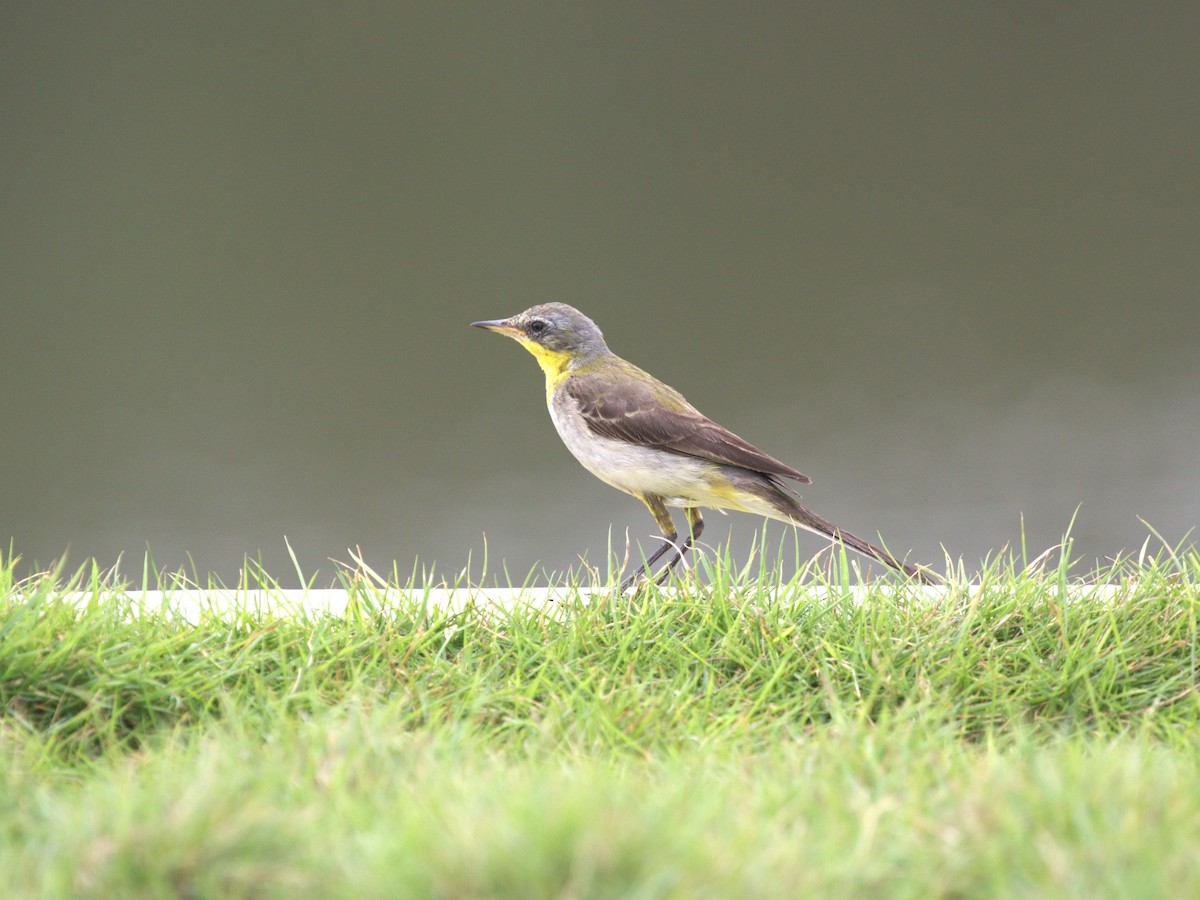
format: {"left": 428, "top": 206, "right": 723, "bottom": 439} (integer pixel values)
{"left": 471, "top": 317, "right": 523, "bottom": 338}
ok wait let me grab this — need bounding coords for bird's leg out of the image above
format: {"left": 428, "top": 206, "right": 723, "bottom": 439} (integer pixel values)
{"left": 620, "top": 495, "right": 680, "bottom": 591}
{"left": 621, "top": 500, "right": 708, "bottom": 591}
{"left": 686, "top": 506, "right": 705, "bottom": 543}
{"left": 653, "top": 507, "right": 704, "bottom": 585}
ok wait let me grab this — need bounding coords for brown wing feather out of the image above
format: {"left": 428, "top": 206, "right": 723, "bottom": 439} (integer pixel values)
{"left": 565, "top": 366, "right": 812, "bottom": 484}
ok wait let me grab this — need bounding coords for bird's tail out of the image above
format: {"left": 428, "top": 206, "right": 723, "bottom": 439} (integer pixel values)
{"left": 786, "top": 502, "right": 934, "bottom": 584}
{"left": 742, "top": 474, "right": 936, "bottom": 584}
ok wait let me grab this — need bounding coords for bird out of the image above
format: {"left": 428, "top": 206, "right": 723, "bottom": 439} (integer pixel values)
{"left": 472, "top": 303, "right": 933, "bottom": 589}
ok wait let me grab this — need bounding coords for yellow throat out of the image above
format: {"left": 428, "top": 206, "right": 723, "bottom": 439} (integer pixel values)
{"left": 510, "top": 336, "right": 574, "bottom": 398}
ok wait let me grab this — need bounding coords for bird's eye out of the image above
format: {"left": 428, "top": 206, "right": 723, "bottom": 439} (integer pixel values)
{"left": 528, "top": 319, "right": 548, "bottom": 335}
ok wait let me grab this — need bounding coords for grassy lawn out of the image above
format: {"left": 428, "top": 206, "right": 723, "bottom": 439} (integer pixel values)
{"left": 2, "top": 545, "right": 1199, "bottom": 898}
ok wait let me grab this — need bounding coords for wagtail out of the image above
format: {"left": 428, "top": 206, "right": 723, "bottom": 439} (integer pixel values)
{"left": 472, "top": 303, "right": 933, "bottom": 588}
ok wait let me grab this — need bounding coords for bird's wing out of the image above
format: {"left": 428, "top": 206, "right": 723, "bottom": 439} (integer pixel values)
{"left": 565, "top": 366, "right": 812, "bottom": 484}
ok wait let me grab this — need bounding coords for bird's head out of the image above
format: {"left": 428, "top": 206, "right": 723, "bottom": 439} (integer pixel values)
{"left": 472, "top": 303, "right": 609, "bottom": 374}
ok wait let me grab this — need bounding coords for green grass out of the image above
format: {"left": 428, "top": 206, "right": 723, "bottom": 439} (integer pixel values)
{"left": 2, "top": 541, "right": 1200, "bottom": 897}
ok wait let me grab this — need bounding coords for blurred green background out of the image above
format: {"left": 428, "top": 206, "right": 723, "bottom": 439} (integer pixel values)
{"left": 3, "top": 3, "right": 1197, "bottom": 584}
